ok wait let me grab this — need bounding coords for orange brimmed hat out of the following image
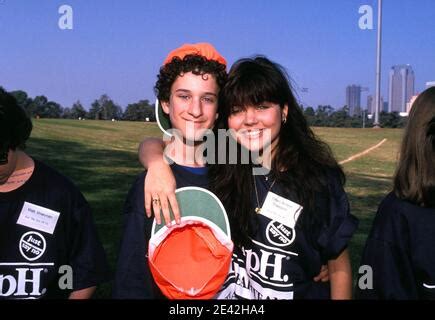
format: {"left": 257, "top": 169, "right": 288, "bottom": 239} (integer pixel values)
{"left": 163, "top": 42, "right": 227, "bottom": 67}
{"left": 148, "top": 187, "right": 233, "bottom": 299}
{"left": 156, "top": 43, "right": 226, "bottom": 136}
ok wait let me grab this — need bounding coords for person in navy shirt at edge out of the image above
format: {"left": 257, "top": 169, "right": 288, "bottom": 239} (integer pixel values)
{"left": 357, "top": 87, "right": 435, "bottom": 300}
{"left": 138, "top": 57, "right": 358, "bottom": 299}
{"left": 0, "top": 87, "right": 110, "bottom": 299}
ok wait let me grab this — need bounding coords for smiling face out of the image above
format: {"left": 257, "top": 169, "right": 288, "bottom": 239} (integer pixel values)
{"left": 227, "top": 102, "right": 288, "bottom": 153}
{"left": 161, "top": 72, "right": 219, "bottom": 141}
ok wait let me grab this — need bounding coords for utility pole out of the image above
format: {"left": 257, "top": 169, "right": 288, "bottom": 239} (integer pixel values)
{"left": 374, "top": 0, "right": 383, "bottom": 128}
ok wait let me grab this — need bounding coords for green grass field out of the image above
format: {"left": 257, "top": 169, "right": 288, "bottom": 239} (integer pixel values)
{"left": 27, "top": 119, "right": 404, "bottom": 298}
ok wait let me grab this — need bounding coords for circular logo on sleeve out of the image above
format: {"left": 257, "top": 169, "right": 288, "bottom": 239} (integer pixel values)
{"left": 19, "top": 231, "right": 47, "bottom": 261}
{"left": 266, "top": 221, "right": 295, "bottom": 247}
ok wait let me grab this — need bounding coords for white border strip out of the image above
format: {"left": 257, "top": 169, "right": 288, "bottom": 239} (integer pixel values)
{"left": 0, "top": 263, "right": 54, "bottom": 266}
{"left": 155, "top": 98, "right": 172, "bottom": 137}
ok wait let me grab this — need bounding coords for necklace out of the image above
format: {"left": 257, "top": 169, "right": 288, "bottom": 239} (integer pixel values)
{"left": 253, "top": 176, "right": 276, "bottom": 214}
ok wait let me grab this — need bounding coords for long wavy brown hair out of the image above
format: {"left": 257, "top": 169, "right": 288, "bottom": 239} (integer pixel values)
{"left": 209, "top": 57, "right": 344, "bottom": 246}
{"left": 394, "top": 87, "right": 435, "bottom": 208}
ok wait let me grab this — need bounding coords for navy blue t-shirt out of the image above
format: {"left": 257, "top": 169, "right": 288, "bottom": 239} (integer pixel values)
{"left": 0, "top": 159, "right": 110, "bottom": 299}
{"left": 112, "top": 163, "right": 208, "bottom": 299}
{"left": 356, "top": 192, "right": 435, "bottom": 299}
{"left": 216, "top": 171, "right": 358, "bottom": 299}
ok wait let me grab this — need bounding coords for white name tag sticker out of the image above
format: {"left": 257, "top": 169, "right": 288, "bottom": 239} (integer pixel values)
{"left": 260, "top": 192, "right": 303, "bottom": 228}
{"left": 17, "top": 202, "right": 60, "bottom": 234}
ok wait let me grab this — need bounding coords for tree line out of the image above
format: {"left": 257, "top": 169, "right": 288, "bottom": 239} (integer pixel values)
{"left": 8, "top": 89, "right": 156, "bottom": 122}
{"left": 5, "top": 88, "right": 406, "bottom": 128}
{"left": 303, "top": 105, "right": 407, "bottom": 128}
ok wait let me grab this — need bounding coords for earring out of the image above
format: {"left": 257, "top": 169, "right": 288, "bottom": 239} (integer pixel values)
{"left": 282, "top": 117, "right": 287, "bottom": 124}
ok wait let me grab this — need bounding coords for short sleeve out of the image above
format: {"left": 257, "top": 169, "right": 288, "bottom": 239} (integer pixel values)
{"left": 112, "top": 173, "right": 161, "bottom": 299}
{"left": 355, "top": 194, "right": 421, "bottom": 299}
{"left": 316, "top": 173, "right": 359, "bottom": 261}
{"left": 356, "top": 237, "right": 418, "bottom": 299}
{"left": 68, "top": 194, "right": 111, "bottom": 291}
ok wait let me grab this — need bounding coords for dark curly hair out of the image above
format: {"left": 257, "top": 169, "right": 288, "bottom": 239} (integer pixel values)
{"left": 0, "top": 87, "right": 33, "bottom": 150}
{"left": 154, "top": 54, "right": 227, "bottom": 102}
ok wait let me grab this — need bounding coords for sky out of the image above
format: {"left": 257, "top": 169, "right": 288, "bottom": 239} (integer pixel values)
{"left": 1, "top": 0, "right": 434, "bottom": 110}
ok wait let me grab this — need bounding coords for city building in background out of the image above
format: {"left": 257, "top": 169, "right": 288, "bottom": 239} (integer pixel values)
{"left": 388, "top": 65, "right": 415, "bottom": 113}
{"left": 367, "top": 95, "right": 384, "bottom": 115}
{"left": 406, "top": 94, "right": 419, "bottom": 113}
{"left": 346, "top": 85, "right": 361, "bottom": 116}
{"left": 367, "top": 95, "right": 372, "bottom": 114}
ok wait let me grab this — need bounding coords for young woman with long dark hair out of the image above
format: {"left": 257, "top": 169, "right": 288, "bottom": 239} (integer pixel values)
{"left": 357, "top": 87, "right": 435, "bottom": 299}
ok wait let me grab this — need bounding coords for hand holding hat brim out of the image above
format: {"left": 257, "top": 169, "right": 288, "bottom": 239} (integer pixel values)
{"left": 148, "top": 187, "right": 233, "bottom": 299}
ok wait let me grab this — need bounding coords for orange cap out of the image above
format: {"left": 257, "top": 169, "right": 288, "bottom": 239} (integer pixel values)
{"left": 163, "top": 42, "right": 227, "bottom": 67}
{"left": 147, "top": 187, "right": 233, "bottom": 299}
{"left": 149, "top": 224, "right": 232, "bottom": 299}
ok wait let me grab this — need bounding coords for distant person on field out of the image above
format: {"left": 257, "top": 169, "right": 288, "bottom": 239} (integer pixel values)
{"left": 0, "top": 87, "right": 110, "bottom": 299}
{"left": 357, "top": 87, "right": 435, "bottom": 299}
